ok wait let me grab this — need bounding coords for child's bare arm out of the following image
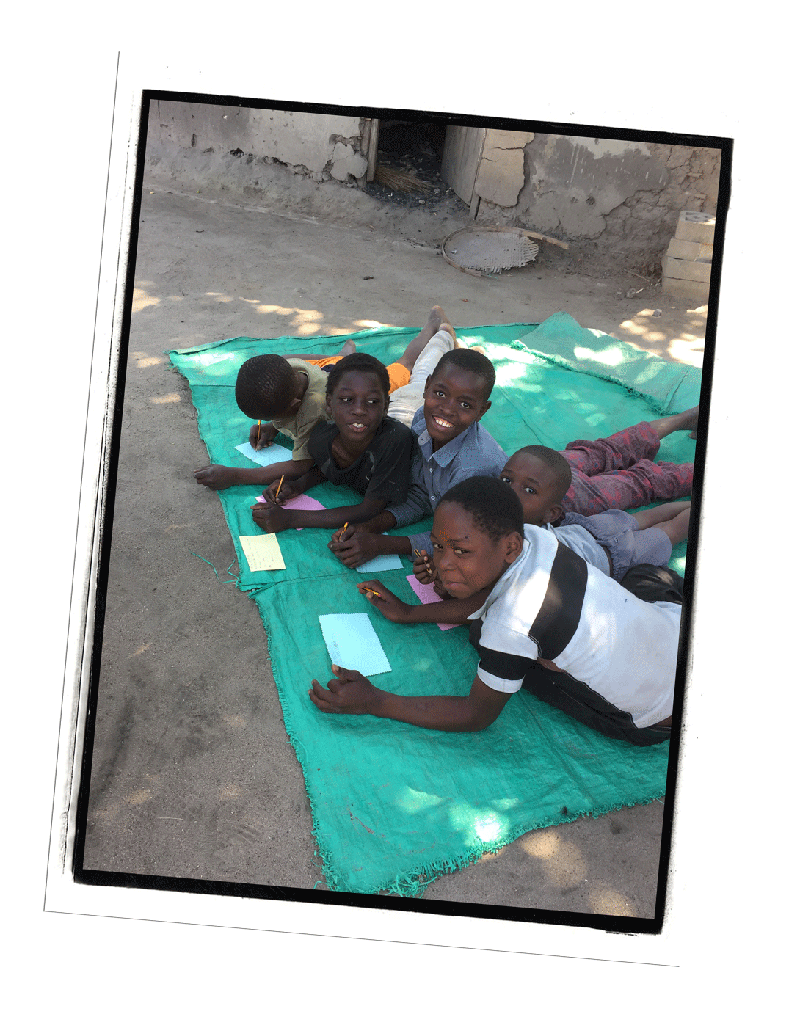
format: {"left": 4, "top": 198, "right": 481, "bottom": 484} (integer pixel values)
{"left": 265, "top": 467, "right": 325, "bottom": 503}
{"left": 357, "top": 580, "right": 487, "bottom": 625}
{"left": 310, "top": 666, "right": 510, "bottom": 733}
{"left": 194, "top": 458, "right": 314, "bottom": 491}
{"left": 328, "top": 530, "right": 413, "bottom": 568}
{"left": 344, "top": 509, "right": 399, "bottom": 534}
{"left": 632, "top": 500, "right": 692, "bottom": 530}
{"left": 249, "top": 422, "right": 279, "bottom": 450}
{"left": 252, "top": 495, "right": 390, "bottom": 534}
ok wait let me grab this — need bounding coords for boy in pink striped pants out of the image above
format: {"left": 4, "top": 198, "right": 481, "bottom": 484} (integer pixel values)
{"left": 561, "top": 406, "right": 697, "bottom": 518}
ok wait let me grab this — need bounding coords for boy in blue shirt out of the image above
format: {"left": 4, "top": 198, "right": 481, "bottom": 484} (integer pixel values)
{"left": 329, "top": 347, "right": 507, "bottom": 568}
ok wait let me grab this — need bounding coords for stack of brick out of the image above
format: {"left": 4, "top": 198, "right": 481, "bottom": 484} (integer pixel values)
{"left": 661, "top": 211, "right": 715, "bottom": 302}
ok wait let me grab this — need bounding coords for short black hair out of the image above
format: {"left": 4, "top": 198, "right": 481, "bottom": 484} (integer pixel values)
{"left": 235, "top": 354, "right": 297, "bottom": 419}
{"left": 325, "top": 352, "right": 390, "bottom": 401}
{"left": 514, "top": 445, "right": 573, "bottom": 502}
{"left": 437, "top": 475, "right": 524, "bottom": 542}
{"left": 430, "top": 348, "right": 495, "bottom": 400}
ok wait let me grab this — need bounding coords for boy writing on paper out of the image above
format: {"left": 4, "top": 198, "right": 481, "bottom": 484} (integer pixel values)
{"left": 313, "top": 476, "right": 680, "bottom": 746}
{"left": 192, "top": 306, "right": 454, "bottom": 493}
{"left": 357, "top": 444, "right": 691, "bottom": 626}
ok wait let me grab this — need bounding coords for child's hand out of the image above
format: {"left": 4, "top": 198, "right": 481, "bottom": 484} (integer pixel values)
{"left": 251, "top": 501, "right": 292, "bottom": 533}
{"left": 328, "top": 528, "right": 378, "bottom": 568}
{"left": 357, "top": 581, "right": 413, "bottom": 623}
{"left": 309, "top": 665, "right": 385, "bottom": 716}
{"left": 412, "top": 551, "right": 435, "bottom": 584}
{"left": 264, "top": 477, "right": 300, "bottom": 505}
{"left": 194, "top": 465, "right": 234, "bottom": 490}
{"left": 432, "top": 572, "right": 452, "bottom": 600}
{"left": 250, "top": 422, "right": 278, "bottom": 450}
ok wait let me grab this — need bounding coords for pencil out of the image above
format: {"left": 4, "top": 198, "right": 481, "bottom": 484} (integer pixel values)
{"left": 257, "top": 419, "right": 261, "bottom": 445}
{"left": 276, "top": 475, "right": 284, "bottom": 498}
{"left": 414, "top": 549, "right": 433, "bottom": 575}
{"left": 364, "top": 586, "right": 384, "bottom": 600}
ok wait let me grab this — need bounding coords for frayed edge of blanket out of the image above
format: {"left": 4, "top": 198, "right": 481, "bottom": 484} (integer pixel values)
{"left": 508, "top": 338, "right": 688, "bottom": 417}
{"left": 250, "top": 580, "right": 667, "bottom": 899}
{"left": 319, "top": 789, "right": 667, "bottom": 898}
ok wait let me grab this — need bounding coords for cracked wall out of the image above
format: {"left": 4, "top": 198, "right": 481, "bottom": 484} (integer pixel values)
{"left": 148, "top": 101, "right": 368, "bottom": 183}
{"left": 476, "top": 133, "right": 721, "bottom": 269}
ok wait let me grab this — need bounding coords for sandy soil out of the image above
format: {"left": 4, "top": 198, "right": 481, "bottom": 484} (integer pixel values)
{"left": 81, "top": 175, "right": 707, "bottom": 919}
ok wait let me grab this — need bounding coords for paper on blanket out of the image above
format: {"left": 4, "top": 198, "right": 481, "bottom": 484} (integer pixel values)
{"left": 318, "top": 613, "right": 391, "bottom": 677}
{"left": 354, "top": 535, "right": 404, "bottom": 573}
{"left": 407, "top": 574, "right": 458, "bottom": 631}
{"left": 355, "top": 554, "right": 404, "bottom": 573}
{"left": 254, "top": 493, "right": 326, "bottom": 529}
{"left": 235, "top": 441, "right": 293, "bottom": 467}
{"left": 239, "top": 533, "right": 286, "bottom": 571}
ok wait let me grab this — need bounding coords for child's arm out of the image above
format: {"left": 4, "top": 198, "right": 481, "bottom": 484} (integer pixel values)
{"left": 251, "top": 494, "right": 391, "bottom": 534}
{"left": 249, "top": 422, "right": 279, "bottom": 450}
{"left": 328, "top": 529, "right": 413, "bottom": 568}
{"left": 310, "top": 665, "right": 510, "bottom": 733}
{"left": 356, "top": 580, "right": 488, "bottom": 625}
{"left": 264, "top": 467, "right": 325, "bottom": 502}
{"left": 194, "top": 458, "right": 313, "bottom": 491}
{"left": 632, "top": 500, "right": 691, "bottom": 530}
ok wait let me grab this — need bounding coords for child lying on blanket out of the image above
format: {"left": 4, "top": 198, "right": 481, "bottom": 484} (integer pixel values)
{"left": 359, "top": 443, "right": 691, "bottom": 627}
{"left": 192, "top": 306, "right": 454, "bottom": 493}
{"left": 250, "top": 354, "right": 415, "bottom": 533}
{"left": 328, "top": 346, "right": 507, "bottom": 569}
{"left": 311, "top": 476, "right": 679, "bottom": 745}
{"left": 558, "top": 406, "right": 698, "bottom": 518}
{"left": 499, "top": 445, "right": 691, "bottom": 581}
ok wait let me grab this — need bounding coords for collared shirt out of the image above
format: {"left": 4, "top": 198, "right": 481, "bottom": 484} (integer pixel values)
{"left": 546, "top": 521, "right": 610, "bottom": 575}
{"left": 269, "top": 360, "right": 331, "bottom": 461}
{"left": 388, "top": 406, "right": 508, "bottom": 556}
{"left": 467, "top": 525, "right": 679, "bottom": 728}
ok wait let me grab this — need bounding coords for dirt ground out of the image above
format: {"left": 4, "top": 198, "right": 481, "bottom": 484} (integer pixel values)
{"left": 80, "top": 171, "right": 707, "bottom": 919}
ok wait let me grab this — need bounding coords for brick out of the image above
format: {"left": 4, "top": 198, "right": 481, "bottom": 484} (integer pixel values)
{"left": 674, "top": 210, "right": 715, "bottom": 244}
{"left": 662, "top": 255, "right": 712, "bottom": 283}
{"left": 666, "top": 238, "right": 714, "bottom": 261}
{"left": 662, "top": 275, "right": 709, "bottom": 301}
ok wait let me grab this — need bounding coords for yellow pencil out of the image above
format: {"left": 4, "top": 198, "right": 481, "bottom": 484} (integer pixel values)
{"left": 364, "top": 586, "right": 384, "bottom": 600}
{"left": 257, "top": 419, "right": 262, "bottom": 444}
{"left": 276, "top": 474, "right": 284, "bottom": 498}
{"left": 414, "top": 548, "right": 433, "bottom": 575}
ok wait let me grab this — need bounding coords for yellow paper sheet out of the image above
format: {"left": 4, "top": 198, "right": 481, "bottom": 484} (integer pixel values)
{"left": 239, "top": 533, "right": 286, "bottom": 571}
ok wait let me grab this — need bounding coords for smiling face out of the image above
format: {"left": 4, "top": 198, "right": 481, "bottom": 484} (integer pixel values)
{"left": 326, "top": 370, "right": 388, "bottom": 451}
{"left": 500, "top": 450, "right": 564, "bottom": 526}
{"left": 431, "top": 501, "right": 522, "bottom": 599}
{"left": 422, "top": 364, "right": 491, "bottom": 451}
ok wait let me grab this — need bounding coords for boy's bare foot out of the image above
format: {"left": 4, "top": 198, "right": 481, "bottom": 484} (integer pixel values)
{"left": 427, "top": 304, "right": 452, "bottom": 334}
{"left": 649, "top": 405, "right": 699, "bottom": 441}
{"left": 426, "top": 305, "right": 461, "bottom": 347}
{"left": 398, "top": 305, "right": 458, "bottom": 369}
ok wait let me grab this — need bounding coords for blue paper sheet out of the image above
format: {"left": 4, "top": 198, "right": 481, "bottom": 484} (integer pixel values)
{"left": 318, "top": 613, "right": 392, "bottom": 677}
{"left": 235, "top": 441, "right": 293, "bottom": 467}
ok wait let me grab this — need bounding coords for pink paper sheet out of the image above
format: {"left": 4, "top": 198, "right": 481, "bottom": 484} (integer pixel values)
{"left": 406, "top": 574, "right": 459, "bottom": 631}
{"left": 254, "top": 493, "right": 326, "bottom": 529}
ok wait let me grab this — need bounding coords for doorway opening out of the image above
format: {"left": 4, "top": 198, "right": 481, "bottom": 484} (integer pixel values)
{"left": 365, "top": 119, "right": 448, "bottom": 207}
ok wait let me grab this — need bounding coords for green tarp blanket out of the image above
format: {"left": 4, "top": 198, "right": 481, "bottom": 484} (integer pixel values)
{"left": 169, "top": 311, "right": 699, "bottom": 896}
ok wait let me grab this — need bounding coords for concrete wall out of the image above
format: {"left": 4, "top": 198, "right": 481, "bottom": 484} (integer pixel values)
{"left": 145, "top": 103, "right": 721, "bottom": 269}
{"left": 475, "top": 134, "right": 721, "bottom": 269}
{"left": 148, "top": 100, "right": 369, "bottom": 182}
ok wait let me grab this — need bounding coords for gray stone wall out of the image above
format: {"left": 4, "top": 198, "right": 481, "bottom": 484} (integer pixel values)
{"left": 147, "top": 100, "right": 369, "bottom": 182}
{"left": 475, "top": 134, "right": 721, "bottom": 270}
